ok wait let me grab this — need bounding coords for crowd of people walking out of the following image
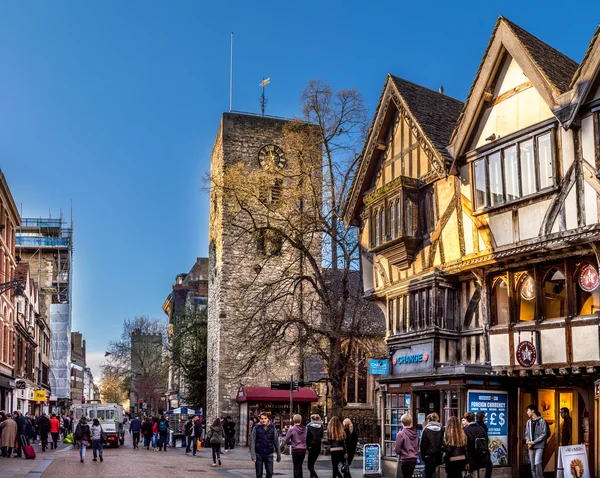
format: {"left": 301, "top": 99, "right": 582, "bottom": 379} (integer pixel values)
{"left": 0, "top": 410, "right": 72, "bottom": 457}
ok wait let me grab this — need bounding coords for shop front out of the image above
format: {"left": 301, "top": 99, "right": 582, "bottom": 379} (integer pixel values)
{"left": 236, "top": 385, "right": 319, "bottom": 446}
{"left": 0, "top": 374, "right": 15, "bottom": 411}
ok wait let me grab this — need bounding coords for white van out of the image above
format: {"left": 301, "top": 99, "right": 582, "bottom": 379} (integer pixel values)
{"left": 71, "top": 403, "right": 125, "bottom": 447}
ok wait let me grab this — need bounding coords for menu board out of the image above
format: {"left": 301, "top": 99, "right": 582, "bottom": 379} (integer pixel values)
{"left": 467, "top": 390, "right": 509, "bottom": 466}
{"left": 363, "top": 443, "right": 382, "bottom": 476}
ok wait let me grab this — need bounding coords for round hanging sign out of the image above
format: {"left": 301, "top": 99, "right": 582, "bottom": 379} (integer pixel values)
{"left": 516, "top": 340, "right": 537, "bottom": 367}
{"left": 579, "top": 263, "right": 599, "bottom": 292}
{"left": 520, "top": 275, "right": 535, "bottom": 300}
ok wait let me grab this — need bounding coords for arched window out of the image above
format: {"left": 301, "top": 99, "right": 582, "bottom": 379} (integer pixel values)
{"left": 491, "top": 278, "right": 510, "bottom": 325}
{"left": 576, "top": 262, "right": 600, "bottom": 316}
{"left": 517, "top": 273, "right": 535, "bottom": 322}
{"left": 544, "top": 267, "right": 567, "bottom": 319}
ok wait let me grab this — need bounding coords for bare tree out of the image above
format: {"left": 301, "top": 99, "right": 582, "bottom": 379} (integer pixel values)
{"left": 102, "top": 316, "right": 168, "bottom": 413}
{"left": 211, "top": 79, "right": 382, "bottom": 415}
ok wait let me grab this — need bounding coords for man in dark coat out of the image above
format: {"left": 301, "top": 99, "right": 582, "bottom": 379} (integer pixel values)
{"left": 12, "top": 411, "right": 25, "bottom": 458}
{"left": 463, "top": 412, "right": 489, "bottom": 475}
{"left": 36, "top": 414, "right": 51, "bottom": 452}
{"left": 223, "top": 416, "right": 235, "bottom": 452}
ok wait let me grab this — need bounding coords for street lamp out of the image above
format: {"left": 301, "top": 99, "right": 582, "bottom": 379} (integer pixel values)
{"left": 0, "top": 280, "right": 25, "bottom": 296}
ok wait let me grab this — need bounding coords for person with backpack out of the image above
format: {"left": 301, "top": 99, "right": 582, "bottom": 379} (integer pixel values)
{"left": 74, "top": 416, "right": 91, "bottom": 463}
{"left": 395, "top": 413, "right": 419, "bottom": 478}
{"left": 207, "top": 418, "right": 225, "bottom": 467}
{"left": 157, "top": 415, "right": 169, "bottom": 451}
{"left": 524, "top": 404, "right": 549, "bottom": 478}
{"left": 444, "top": 416, "right": 468, "bottom": 478}
{"left": 285, "top": 414, "right": 307, "bottom": 478}
{"left": 463, "top": 412, "right": 489, "bottom": 476}
{"left": 305, "top": 414, "right": 324, "bottom": 478}
{"left": 475, "top": 411, "right": 493, "bottom": 478}
{"left": 36, "top": 414, "right": 50, "bottom": 452}
{"left": 420, "top": 412, "right": 444, "bottom": 478}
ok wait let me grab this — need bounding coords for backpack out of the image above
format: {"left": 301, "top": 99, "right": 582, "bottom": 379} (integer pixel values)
{"left": 544, "top": 421, "right": 552, "bottom": 441}
{"left": 158, "top": 420, "right": 168, "bottom": 432}
{"left": 474, "top": 436, "right": 489, "bottom": 460}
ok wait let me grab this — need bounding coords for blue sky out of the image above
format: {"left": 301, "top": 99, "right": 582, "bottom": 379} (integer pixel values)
{"left": 1, "top": 1, "right": 599, "bottom": 379}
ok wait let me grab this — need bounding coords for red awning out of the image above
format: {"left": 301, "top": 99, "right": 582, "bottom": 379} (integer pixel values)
{"left": 236, "top": 386, "right": 319, "bottom": 403}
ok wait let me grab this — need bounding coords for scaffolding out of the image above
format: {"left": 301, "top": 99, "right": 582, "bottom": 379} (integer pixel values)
{"left": 16, "top": 211, "right": 73, "bottom": 401}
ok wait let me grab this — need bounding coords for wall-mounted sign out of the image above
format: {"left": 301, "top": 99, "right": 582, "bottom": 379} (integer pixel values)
{"left": 369, "top": 359, "right": 388, "bottom": 375}
{"left": 557, "top": 444, "right": 590, "bottom": 478}
{"left": 392, "top": 343, "right": 434, "bottom": 375}
{"left": 516, "top": 340, "right": 537, "bottom": 367}
{"left": 33, "top": 390, "right": 46, "bottom": 402}
{"left": 468, "top": 390, "right": 509, "bottom": 466}
{"left": 15, "top": 380, "right": 26, "bottom": 390}
{"left": 520, "top": 274, "right": 536, "bottom": 300}
{"left": 362, "top": 443, "right": 382, "bottom": 476}
{"left": 579, "top": 264, "right": 599, "bottom": 292}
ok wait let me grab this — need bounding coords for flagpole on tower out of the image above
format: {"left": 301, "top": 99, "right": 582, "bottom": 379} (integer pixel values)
{"left": 259, "top": 77, "right": 270, "bottom": 116}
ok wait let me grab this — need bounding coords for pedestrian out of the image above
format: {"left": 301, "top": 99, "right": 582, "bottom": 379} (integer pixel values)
{"left": 560, "top": 408, "right": 572, "bottom": 446}
{"left": 24, "top": 414, "right": 34, "bottom": 445}
{"left": 343, "top": 419, "right": 358, "bottom": 466}
{"left": 305, "top": 414, "right": 324, "bottom": 478}
{"left": 420, "top": 413, "right": 443, "bottom": 478}
{"left": 185, "top": 416, "right": 195, "bottom": 455}
{"left": 37, "top": 413, "right": 50, "bottom": 452}
{"left": 130, "top": 414, "right": 142, "bottom": 449}
{"left": 250, "top": 412, "right": 281, "bottom": 478}
{"left": 524, "top": 404, "right": 549, "bottom": 478}
{"left": 251, "top": 416, "right": 259, "bottom": 432}
{"left": 64, "top": 415, "right": 71, "bottom": 435}
{"left": 475, "top": 411, "right": 493, "bottom": 478}
{"left": 443, "top": 416, "right": 467, "bottom": 478}
{"left": 12, "top": 411, "right": 25, "bottom": 458}
{"left": 152, "top": 417, "right": 159, "bottom": 450}
{"left": 157, "top": 415, "right": 169, "bottom": 451}
{"left": 141, "top": 417, "right": 153, "bottom": 450}
{"left": 394, "top": 413, "right": 418, "bottom": 478}
{"left": 207, "top": 418, "right": 224, "bottom": 467}
{"left": 74, "top": 416, "right": 91, "bottom": 463}
{"left": 463, "top": 412, "right": 489, "bottom": 477}
{"left": 0, "top": 413, "right": 17, "bottom": 457}
{"left": 327, "top": 417, "right": 349, "bottom": 478}
{"left": 285, "top": 414, "right": 307, "bottom": 478}
{"left": 224, "top": 416, "right": 236, "bottom": 452}
{"left": 192, "top": 416, "right": 201, "bottom": 457}
{"left": 49, "top": 413, "right": 60, "bottom": 450}
{"left": 90, "top": 418, "right": 104, "bottom": 462}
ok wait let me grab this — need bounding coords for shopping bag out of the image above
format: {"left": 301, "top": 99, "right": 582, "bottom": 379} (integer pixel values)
{"left": 63, "top": 433, "right": 74, "bottom": 444}
{"left": 196, "top": 439, "right": 202, "bottom": 451}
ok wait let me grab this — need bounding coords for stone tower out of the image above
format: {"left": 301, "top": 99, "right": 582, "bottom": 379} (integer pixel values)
{"left": 207, "top": 112, "right": 319, "bottom": 429}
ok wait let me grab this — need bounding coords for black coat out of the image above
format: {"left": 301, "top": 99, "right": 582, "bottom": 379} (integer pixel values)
{"left": 344, "top": 428, "right": 358, "bottom": 454}
{"left": 464, "top": 423, "right": 488, "bottom": 471}
{"left": 421, "top": 421, "right": 444, "bottom": 463}
{"left": 37, "top": 417, "right": 50, "bottom": 440}
{"left": 141, "top": 421, "right": 153, "bottom": 437}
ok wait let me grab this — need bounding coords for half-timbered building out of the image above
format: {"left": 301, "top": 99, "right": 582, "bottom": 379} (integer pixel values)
{"left": 345, "top": 16, "right": 600, "bottom": 477}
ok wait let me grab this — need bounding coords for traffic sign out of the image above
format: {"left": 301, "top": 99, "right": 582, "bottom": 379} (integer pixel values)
{"left": 271, "top": 381, "right": 304, "bottom": 391}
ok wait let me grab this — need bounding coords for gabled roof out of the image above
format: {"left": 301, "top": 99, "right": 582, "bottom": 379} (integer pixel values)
{"left": 565, "top": 24, "right": 600, "bottom": 128}
{"left": 448, "top": 16, "right": 579, "bottom": 158}
{"left": 390, "top": 75, "right": 463, "bottom": 161}
{"left": 344, "top": 74, "right": 463, "bottom": 224}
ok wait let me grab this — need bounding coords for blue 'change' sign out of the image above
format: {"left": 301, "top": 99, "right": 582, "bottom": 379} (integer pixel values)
{"left": 369, "top": 359, "right": 388, "bottom": 375}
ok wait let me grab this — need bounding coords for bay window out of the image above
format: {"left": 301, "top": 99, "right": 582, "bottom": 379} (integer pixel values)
{"left": 473, "top": 130, "right": 555, "bottom": 210}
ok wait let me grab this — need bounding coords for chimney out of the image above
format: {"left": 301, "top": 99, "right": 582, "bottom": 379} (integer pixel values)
{"left": 439, "top": 86, "right": 444, "bottom": 95}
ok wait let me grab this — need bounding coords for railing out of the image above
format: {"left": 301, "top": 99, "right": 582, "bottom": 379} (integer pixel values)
{"left": 20, "top": 218, "right": 62, "bottom": 228}
{"left": 16, "top": 236, "right": 70, "bottom": 247}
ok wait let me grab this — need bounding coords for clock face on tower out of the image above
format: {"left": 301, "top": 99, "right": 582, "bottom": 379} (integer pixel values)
{"left": 258, "top": 144, "right": 286, "bottom": 170}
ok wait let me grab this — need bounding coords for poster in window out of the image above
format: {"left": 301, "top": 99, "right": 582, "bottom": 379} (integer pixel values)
{"left": 467, "top": 390, "right": 508, "bottom": 466}
{"left": 538, "top": 389, "right": 555, "bottom": 422}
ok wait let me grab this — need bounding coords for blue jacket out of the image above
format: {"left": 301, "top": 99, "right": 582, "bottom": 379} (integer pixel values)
{"left": 130, "top": 418, "right": 142, "bottom": 433}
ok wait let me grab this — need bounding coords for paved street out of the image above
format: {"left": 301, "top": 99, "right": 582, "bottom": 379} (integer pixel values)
{"left": 0, "top": 433, "right": 365, "bottom": 478}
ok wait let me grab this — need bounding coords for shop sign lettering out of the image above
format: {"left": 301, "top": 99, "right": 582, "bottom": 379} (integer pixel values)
{"left": 392, "top": 343, "right": 434, "bottom": 375}
{"left": 468, "top": 390, "right": 509, "bottom": 466}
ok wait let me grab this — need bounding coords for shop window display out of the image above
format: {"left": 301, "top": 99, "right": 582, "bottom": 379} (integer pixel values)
{"left": 384, "top": 393, "right": 409, "bottom": 457}
{"left": 518, "top": 273, "right": 535, "bottom": 322}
